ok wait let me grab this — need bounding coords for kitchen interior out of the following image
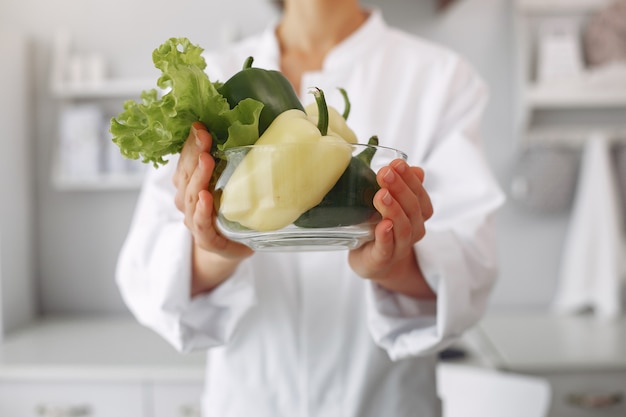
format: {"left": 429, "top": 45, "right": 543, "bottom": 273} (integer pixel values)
{"left": 1, "top": 0, "right": 626, "bottom": 416}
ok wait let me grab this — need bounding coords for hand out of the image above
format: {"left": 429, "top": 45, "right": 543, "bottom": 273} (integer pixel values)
{"left": 173, "top": 122, "right": 253, "bottom": 260}
{"left": 348, "top": 158, "right": 435, "bottom": 298}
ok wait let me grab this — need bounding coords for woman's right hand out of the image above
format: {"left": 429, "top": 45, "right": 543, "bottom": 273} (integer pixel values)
{"left": 173, "top": 122, "right": 253, "bottom": 294}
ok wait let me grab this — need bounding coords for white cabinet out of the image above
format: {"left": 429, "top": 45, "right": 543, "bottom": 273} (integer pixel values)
{"left": 477, "top": 313, "right": 626, "bottom": 417}
{"left": 545, "top": 371, "right": 626, "bottom": 416}
{"left": 516, "top": 0, "right": 612, "bottom": 14}
{"left": 150, "top": 382, "right": 205, "bottom": 417}
{"left": 0, "top": 381, "right": 145, "bottom": 417}
{"left": 515, "top": 0, "right": 626, "bottom": 146}
{"left": 49, "top": 31, "right": 153, "bottom": 191}
{"left": 0, "top": 317, "right": 206, "bottom": 417}
{"left": 0, "top": 380, "right": 207, "bottom": 417}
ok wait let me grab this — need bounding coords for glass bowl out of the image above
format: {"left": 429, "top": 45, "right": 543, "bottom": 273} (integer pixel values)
{"left": 212, "top": 142, "right": 407, "bottom": 251}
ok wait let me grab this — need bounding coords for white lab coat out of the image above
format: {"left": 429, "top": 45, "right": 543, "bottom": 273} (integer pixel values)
{"left": 116, "top": 9, "right": 505, "bottom": 417}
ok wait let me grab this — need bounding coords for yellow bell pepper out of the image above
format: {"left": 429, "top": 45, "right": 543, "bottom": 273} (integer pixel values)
{"left": 219, "top": 88, "right": 353, "bottom": 231}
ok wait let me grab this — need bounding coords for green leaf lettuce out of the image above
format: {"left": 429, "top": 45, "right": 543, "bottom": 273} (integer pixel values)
{"left": 110, "top": 37, "right": 263, "bottom": 167}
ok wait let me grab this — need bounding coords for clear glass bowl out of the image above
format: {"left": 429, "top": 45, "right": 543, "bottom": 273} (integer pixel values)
{"left": 212, "top": 142, "right": 407, "bottom": 251}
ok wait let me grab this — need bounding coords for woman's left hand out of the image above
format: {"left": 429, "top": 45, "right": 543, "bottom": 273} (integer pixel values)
{"left": 348, "top": 158, "right": 435, "bottom": 298}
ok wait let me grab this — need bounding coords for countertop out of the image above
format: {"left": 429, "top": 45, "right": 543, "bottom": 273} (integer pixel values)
{"left": 2, "top": 311, "right": 622, "bottom": 383}
{"left": 0, "top": 315, "right": 206, "bottom": 382}
{"left": 477, "top": 312, "right": 626, "bottom": 373}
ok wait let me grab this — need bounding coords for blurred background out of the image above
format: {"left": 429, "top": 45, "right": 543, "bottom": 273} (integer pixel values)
{"left": 0, "top": 0, "right": 546, "bottom": 321}
{"left": 1, "top": 0, "right": 626, "bottom": 416}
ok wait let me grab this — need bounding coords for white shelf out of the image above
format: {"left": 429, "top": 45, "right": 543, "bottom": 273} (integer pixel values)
{"left": 51, "top": 150, "right": 147, "bottom": 191}
{"left": 516, "top": 2, "right": 626, "bottom": 146}
{"left": 48, "top": 32, "right": 161, "bottom": 191}
{"left": 52, "top": 171, "right": 146, "bottom": 191}
{"left": 51, "top": 78, "right": 157, "bottom": 99}
{"left": 516, "top": 0, "right": 611, "bottom": 14}
{"left": 524, "top": 125, "right": 626, "bottom": 147}
{"left": 527, "top": 83, "right": 626, "bottom": 108}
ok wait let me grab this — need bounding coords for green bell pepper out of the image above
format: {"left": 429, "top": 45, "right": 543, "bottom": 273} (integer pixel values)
{"left": 295, "top": 89, "right": 381, "bottom": 228}
{"left": 294, "top": 136, "right": 381, "bottom": 228}
{"left": 218, "top": 57, "right": 304, "bottom": 136}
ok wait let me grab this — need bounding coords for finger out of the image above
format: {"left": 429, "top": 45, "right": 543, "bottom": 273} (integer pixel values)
{"left": 390, "top": 160, "right": 422, "bottom": 197}
{"left": 373, "top": 188, "right": 415, "bottom": 250}
{"left": 194, "top": 190, "right": 253, "bottom": 258}
{"left": 382, "top": 160, "right": 433, "bottom": 222}
{"left": 174, "top": 124, "right": 212, "bottom": 214}
{"left": 173, "top": 122, "right": 210, "bottom": 190}
{"left": 408, "top": 166, "right": 433, "bottom": 220}
{"left": 347, "top": 218, "right": 395, "bottom": 278}
{"left": 377, "top": 165, "right": 422, "bottom": 225}
{"left": 192, "top": 189, "right": 224, "bottom": 249}
{"left": 184, "top": 152, "right": 215, "bottom": 225}
{"left": 371, "top": 218, "right": 395, "bottom": 262}
{"left": 412, "top": 166, "right": 425, "bottom": 182}
{"left": 192, "top": 190, "right": 215, "bottom": 240}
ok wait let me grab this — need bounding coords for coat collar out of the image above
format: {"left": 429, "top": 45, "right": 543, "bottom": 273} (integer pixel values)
{"left": 253, "top": 8, "right": 387, "bottom": 72}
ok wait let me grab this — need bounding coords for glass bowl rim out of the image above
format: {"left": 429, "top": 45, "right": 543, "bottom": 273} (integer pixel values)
{"left": 213, "top": 142, "right": 408, "bottom": 160}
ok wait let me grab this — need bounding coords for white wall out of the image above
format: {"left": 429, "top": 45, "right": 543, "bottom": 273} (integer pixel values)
{"left": 382, "top": 0, "right": 568, "bottom": 310}
{"left": 0, "top": 0, "right": 567, "bottom": 315}
{"left": 0, "top": 31, "right": 37, "bottom": 334}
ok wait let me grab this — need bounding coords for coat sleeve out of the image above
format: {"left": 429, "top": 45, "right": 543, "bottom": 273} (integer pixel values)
{"left": 115, "top": 157, "right": 258, "bottom": 353}
{"left": 365, "top": 57, "right": 505, "bottom": 361}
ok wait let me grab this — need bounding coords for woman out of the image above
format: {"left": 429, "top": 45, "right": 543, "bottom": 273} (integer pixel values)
{"left": 116, "top": 0, "right": 505, "bottom": 416}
